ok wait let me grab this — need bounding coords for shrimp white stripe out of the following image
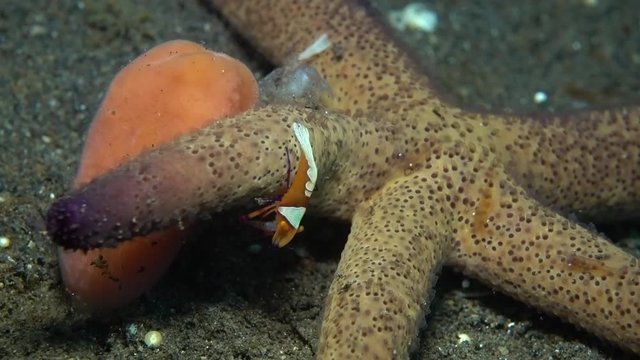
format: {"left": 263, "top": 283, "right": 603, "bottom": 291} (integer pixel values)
{"left": 277, "top": 206, "right": 306, "bottom": 229}
{"left": 292, "top": 122, "right": 317, "bottom": 197}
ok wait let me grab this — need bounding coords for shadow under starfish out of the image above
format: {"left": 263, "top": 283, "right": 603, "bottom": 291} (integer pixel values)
{"left": 47, "top": 0, "right": 640, "bottom": 358}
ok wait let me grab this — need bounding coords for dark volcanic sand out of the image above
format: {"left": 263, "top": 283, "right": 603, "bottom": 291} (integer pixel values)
{"left": 1, "top": 0, "right": 639, "bottom": 359}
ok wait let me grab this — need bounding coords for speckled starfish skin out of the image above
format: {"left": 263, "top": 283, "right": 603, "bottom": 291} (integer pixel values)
{"left": 46, "top": 0, "right": 640, "bottom": 358}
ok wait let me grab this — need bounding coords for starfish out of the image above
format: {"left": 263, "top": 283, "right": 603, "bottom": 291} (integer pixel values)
{"left": 46, "top": 0, "right": 640, "bottom": 358}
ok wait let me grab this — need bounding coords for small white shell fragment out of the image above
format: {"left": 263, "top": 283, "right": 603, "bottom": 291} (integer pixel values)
{"left": 457, "top": 333, "right": 471, "bottom": 344}
{"left": 144, "top": 330, "right": 163, "bottom": 348}
{"left": 298, "top": 33, "right": 331, "bottom": 61}
{"left": 389, "top": 3, "right": 438, "bottom": 33}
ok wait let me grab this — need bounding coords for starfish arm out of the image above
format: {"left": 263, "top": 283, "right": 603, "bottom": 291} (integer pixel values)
{"left": 446, "top": 165, "right": 640, "bottom": 352}
{"left": 210, "top": 0, "right": 436, "bottom": 115}
{"left": 318, "top": 171, "right": 451, "bottom": 359}
{"left": 471, "top": 109, "right": 640, "bottom": 217}
{"left": 46, "top": 105, "right": 355, "bottom": 250}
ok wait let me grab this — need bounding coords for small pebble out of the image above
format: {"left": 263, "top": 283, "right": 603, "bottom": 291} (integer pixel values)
{"left": 126, "top": 323, "right": 138, "bottom": 338}
{"left": 247, "top": 243, "right": 262, "bottom": 254}
{"left": 144, "top": 330, "right": 163, "bottom": 348}
{"left": 0, "top": 236, "right": 10, "bottom": 248}
{"left": 461, "top": 278, "right": 470, "bottom": 289}
{"left": 29, "top": 25, "right": 48, "bottom": 37}
{"left": 533, "top": 91, "right": 548, "bottom": 104}
{"left": 498, "top": 345, "right": 509, "bottom": 355}
{"left": 571, "top": 41, "right": 582, "bottom": 51}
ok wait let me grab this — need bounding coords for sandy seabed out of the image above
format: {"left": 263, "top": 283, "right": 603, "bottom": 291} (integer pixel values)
{"left": 1, "top": 0, "right": 639, "bottom": 359}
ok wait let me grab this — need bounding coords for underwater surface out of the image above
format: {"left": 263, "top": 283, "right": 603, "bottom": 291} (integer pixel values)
{"left": 1, "top": 0, "right": 639, "bottom": 358}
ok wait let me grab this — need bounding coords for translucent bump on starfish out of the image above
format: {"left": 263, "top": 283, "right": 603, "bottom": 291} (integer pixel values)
{"left": 259, "top": 65, "right": 331, "bottom": 108}
{"left": 259, "top": 34, "right": 332, "bottom": 108}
